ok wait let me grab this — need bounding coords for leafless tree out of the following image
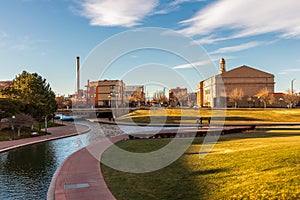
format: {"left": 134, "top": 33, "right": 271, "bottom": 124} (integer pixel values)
{"left": 284, "top": 89, "right": 299, "bottom": 108}
{"left": 153, "top": 91, "right": 168, "bottom": 105}
{"left": 255, "top": 88, "right": 274, "bottom": 108}
{"left": 229, "top": 88, "right": 244, "bottom": 108}
{"left": 8, "top": 113, "right": 35, "bottom": 137}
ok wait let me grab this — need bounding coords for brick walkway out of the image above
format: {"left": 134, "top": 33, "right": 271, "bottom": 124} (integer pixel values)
{"left": 49, "top": 134, "right": 128, "bottom": 200}
{"left": 0, "top": 123, "right": 90, "bottom": 153}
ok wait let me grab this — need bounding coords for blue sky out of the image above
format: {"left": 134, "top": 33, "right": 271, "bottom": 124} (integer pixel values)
{"left": 0, "top": 0, "right": 300, "bottom": 96}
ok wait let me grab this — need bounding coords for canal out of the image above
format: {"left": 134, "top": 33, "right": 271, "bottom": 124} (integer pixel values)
{"left": 0, "top": 120, "right": 183, "bottom": 199}
{"left": 0, "top": 121, "right": 125, "bottom": 200}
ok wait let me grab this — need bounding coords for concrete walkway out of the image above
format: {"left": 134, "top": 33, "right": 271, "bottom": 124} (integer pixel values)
{"left": 49, "top": 134, "right": 128, "bottom": 200}
{"left": 0, "top": 123, "right": 90, "bottom": 153}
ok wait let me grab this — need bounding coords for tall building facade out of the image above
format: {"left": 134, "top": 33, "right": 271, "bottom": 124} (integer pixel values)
{"left": 88, "top": 80, "right": 125, "bottom": 108}
{"left": 197, "top": 58, "right": 275, "bottom": 107}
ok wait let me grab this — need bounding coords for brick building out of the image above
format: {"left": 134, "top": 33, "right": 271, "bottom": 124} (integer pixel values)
{"left": 88, "top": 80, "right": 125, "bottom": 108}
{"left": 197, "top": 58, "right": 275, "bottom": 107}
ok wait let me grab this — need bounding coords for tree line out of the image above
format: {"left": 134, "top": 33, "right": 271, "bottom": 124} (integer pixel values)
{"left": 229, "top": 87, "right": 299, "bottom": 108}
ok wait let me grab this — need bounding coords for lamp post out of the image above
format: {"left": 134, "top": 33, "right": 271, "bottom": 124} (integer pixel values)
{"left": 108, "top": 95, "right": 111, "bottom": 108}
{"left": 279, "top": 98, "right": 283, "bottom": 108}
{"left": 11, "top": 115, "right": 15, "bottom": 140}
{"left": 11, "top": 115, "right": 15, "bottom": 131}
{"left": 45, "top": 115, "right": 48, "bottom": 134}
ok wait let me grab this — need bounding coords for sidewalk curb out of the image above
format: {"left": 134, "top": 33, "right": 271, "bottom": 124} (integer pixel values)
{"left": 0, "top": 124, "right": 90, "bottom": 153}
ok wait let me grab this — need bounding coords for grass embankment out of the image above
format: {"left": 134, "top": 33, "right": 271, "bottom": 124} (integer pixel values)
{"left": 102, "top": 130, "right": 300, "bottom": 199}
{"left": 0, "top": 121, "right": 63, "bottom": 141}
{"left": 117, "top": 108, "right": 300, "bottom": 124}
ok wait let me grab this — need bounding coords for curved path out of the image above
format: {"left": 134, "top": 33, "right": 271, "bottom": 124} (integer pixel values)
{"left": 49, "top": 134, "right": 128, "bottom": 200}
{"left": 0, "top": 123, "right": 90, "bottom": 153}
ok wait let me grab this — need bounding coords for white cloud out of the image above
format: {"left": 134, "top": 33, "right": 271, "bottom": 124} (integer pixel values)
{"left": 210, "top": 41, "right": 265, "bottom": 54}
{"left": 173, "top": 60, "right": 211, "bottom": 69}
{"left": 77, "top": 0, "right": 159, "bottom": 27}
{"left": 283, "top": 68, "right": 300, "bottom": 72}
{"left": 154, "top": 0, "right": 206, "bottom": 15}
{"left": 194, "top": 35, "right": 233, "bottom": 44}
{"left": 179, "top": 0, "right": 300, "bottom": 39}
{"left": 278, "top": 68, "right": 300, "bottom": 75}
{"left": 170, "top": 0, "right": 206, "bottom": 6}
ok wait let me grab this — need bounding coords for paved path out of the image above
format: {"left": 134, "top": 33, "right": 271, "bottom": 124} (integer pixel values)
{"left": 0, "top": 123, "right": 90, "bottom": 153}
{"left": 49, "top": 134, "right": 128, "bottom": 200}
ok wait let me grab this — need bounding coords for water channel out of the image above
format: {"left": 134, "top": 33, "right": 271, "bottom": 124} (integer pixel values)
{"left": 0, "top": 121, "right": 127, "bottom": 200}
{"left": 0, "top": 120, "right": 180, "bottom": 199}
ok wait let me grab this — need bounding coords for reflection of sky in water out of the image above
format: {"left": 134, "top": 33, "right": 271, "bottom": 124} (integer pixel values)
{"left": 0, "top": 120, "right": 195, "bottom": 199}
{"left": 0, "top": 121, "right": 121, "bottom": 199}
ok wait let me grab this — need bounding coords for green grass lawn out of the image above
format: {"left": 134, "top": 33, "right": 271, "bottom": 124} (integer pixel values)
{"left": 117, "top": 108, "right": 300, "bottom": 124}
{"left": 101, "top": 129, "right": 300, "bottom": 200}
{"left": 0, "top": 121, "right": 63, "bottom": 141}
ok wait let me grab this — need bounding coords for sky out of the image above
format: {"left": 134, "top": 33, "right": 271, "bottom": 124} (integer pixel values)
{"left": 0, "top": 0, "right": 300, "bottom": 97}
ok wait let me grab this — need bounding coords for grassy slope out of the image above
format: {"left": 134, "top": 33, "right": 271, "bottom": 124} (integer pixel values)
{"left": 117, "top": 108, "right": 300, "bottom": 124}
{"left": 102, "top": 130, "right": 300, "bottom": 200}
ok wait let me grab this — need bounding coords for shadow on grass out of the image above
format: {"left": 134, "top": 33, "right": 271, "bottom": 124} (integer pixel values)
{"left": 101, "top": 139, "right": 220, "bottom": 200}
{"left": 191, "top": 130, "right": 300, "bottom": 145}
{"left": 190, "top": 168, "right": 228, "bottom": 176}
{"left": 123, "top": 116, "right": 263, "bottom": 124}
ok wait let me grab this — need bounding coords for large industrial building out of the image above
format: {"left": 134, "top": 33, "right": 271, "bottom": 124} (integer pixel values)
{"left": 197, "top": 58, "right": 275, "bottom": 107}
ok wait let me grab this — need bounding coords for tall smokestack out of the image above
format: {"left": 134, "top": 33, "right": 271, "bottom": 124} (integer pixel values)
{"left": 76, "top": 56, "right": 80, "bottom": 95}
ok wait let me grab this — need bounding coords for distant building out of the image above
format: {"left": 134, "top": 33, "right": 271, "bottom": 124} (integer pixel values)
{"left": 169, "top": 87, "right": 188, "bottom": 107}
{"left": 0, "top": 81, "right": 13, "bottom": 98}
{"left": 197, "top": 58, "right": 275, "bottom": 107}
{"left": 0, "top": 81, "right": 12, "bottom": 90}
{"left": 88, "top": 80, "right": 125, "bottom": 108}
{"left": 125, "top": 85, "right": 145, "bottom": 107}
{"left": 187, "top": 92, "right": 197, "bottom": 107}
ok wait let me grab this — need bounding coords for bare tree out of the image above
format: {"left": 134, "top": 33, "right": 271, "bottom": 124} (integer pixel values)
{"left": 129, "top": 90, "right": 145, "bottom": 107}
{"left": 153, "top": 91, "right": 168, "bottom": 105}
{"left": 229, "top": 88, "right": 244, "bottom": 108}
{"left": 8, "top": 113, "right": 35, "bottom": 137}
{"left": 284, "top": 89, "right": 299, "bottom": 108}
{"left": 255, "top": 88, "right": 274, "bottom": 108}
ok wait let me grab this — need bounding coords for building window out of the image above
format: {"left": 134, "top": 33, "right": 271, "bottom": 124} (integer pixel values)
{"left": 110, "top": 86, "right": 116, "bottom": 90}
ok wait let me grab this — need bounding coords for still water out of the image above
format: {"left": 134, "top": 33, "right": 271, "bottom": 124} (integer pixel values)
{"left": 0, "top": 121, "right": 125, "bottom": 200}
{"left": 0, "top": 121, "right": 175, "bottom": 200}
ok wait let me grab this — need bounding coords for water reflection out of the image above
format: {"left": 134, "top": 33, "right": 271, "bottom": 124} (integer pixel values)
{"left": 0, "top": 121, "right": 168, "bottom": 199}
{"left": 0, "top": 137, "right": 82, "bottom": 200}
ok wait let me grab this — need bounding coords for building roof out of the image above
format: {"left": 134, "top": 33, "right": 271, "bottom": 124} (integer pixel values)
{"left": 221, "top": 65, "right": 274, "bottom": 78}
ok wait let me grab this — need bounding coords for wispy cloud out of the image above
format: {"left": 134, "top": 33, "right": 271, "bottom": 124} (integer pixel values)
{"left": 173, "top": 60, "right": 211, "bottom": 69}
{"left": 210, "top": 41, "right": 266, "bottom": 54}
{"left": 179, "top": 0, "right": 300, "bottom": 39}
{"left": 0, "top": 31, "right": 8, "bottom": 39}
{"left": 75, "top": 0, "right": 159, "bottom": 27}
{"left": 154, "top": 0, "right": 206, "bottom": 15}
{"left": 278, "top": 68, "right": 300, "bottom": 75}
{"left": 194, "top": 35, "right": 233, "bottom": 44}
{"left": 170, "top": 0, "right": 206, "bottom": 7}
{"left": 10, "top": 36, "right": 48, "bottom": 51}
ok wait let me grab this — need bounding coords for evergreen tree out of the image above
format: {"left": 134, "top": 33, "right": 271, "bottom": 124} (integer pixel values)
{"left": 1, "top": 71, "right": 57, "bottom": 128}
